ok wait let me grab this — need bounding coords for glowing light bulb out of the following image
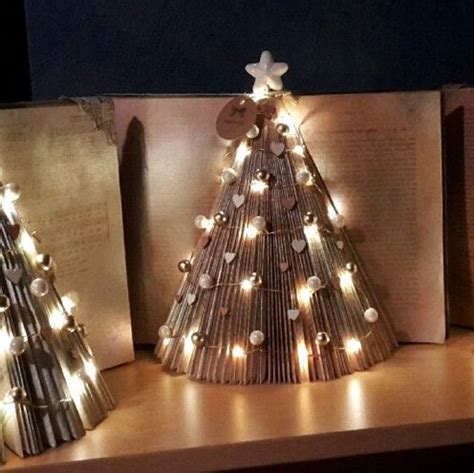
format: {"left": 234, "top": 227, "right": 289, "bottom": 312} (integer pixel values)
{"left": 49, "top": 309, "right": 67, "bottom": 330}
{"left": 297, "top": 286, "right": 313, "bottom": 304}
{"left": 235, "top": 142, "right": 251, "bottom": 164}
{"left": 345, "top": 338, "right": 362, "bottom": 354}
{"left": 0, "top": 330, "right": 11, "bottom": 352}
{"left": 245, "top": 225, "right": 258, "bottom": 239}
{"left": 232, "top": 345, "right": 245, "bottom": 358}
{"left": 339, "top": 270, "right": 354, "bottom": 292}
{"left": 303, "top": 224, "right": 320, "bottom": 241}
{"left": 183, "top": 334, "right": 195, "bottom": 357}
{"left": 240, "top": 279, "right": 253, "bottom": 291}
{"left": 250, "top": 180, "right": 268, "bottom": 193}
{"left": 84, "top": 360, "right": 98, "bottom": 380}
{"left": 292, "top": 144, "right": 305, "bottom": 156}
{"left": 20, "top": 231, "right": 37, "bottom": 256}
{"left": 69, "top": 374, "right": 86, "bottom": 397}
{"left": 62, "top": 292, "right": 79, "bottom": 315}
{"left": 1, "top": 197, "right": 16, "bottom": 223}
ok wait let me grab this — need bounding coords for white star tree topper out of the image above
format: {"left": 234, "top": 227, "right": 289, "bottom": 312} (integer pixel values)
{"left": 245, "top": 50, "right": 288, "bottom": 94}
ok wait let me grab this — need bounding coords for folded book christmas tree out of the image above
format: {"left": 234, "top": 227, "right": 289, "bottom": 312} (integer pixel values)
{"left": 0, "top": 181, "right": 114, "bottom": 461}
{"left": 156, "top": 51, "right": 398, "bottom": 384}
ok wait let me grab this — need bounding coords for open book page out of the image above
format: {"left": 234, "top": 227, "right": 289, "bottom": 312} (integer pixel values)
{"left": 294, "top": 92, "right": 445, "bottom": 342}
{"left": 0, "top": 101, "right": 133, "bottom": 368}
{"left": 114, "top": 92, "right": 445, "bottom": 344}
{"left": 444, "top": 88, "right": 474, "bottom": 328}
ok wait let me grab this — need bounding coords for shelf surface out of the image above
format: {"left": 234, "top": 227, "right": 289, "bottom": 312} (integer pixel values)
{"left": 3, "top": 328, "right": 474, "bottom": 472}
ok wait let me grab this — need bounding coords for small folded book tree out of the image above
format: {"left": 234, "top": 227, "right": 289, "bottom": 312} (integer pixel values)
{"left": 156, "top": 51, "right": 397, "bottom": 384}
{"left": 0, "top": 181, "right": 113, "bottom": 462}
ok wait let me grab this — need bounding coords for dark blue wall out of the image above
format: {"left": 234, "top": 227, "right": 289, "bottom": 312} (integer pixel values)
{"left": 24, "top": 0, "right": 474, "bottom": 99}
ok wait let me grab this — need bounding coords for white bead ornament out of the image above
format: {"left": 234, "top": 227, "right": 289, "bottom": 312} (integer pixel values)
{"left": 221, "top": 168, "right": 238, "bottom": 184}
{"left": 306, "top": 276, "right": 322, "bottom": 293}
{"left": 9, "top": 336, "right": 26, "bottom": 356}
{"left": 198, "top": 273, "right": 214, "bottom": 289}
{"left": 246, "top": 124, "right": 259, "bottom": 139}
{"left": 364, "top": 308, "right": 379, "bottom": 323}
{"left": 158, "top": 325, "right": 172, "bottom": 339}
{"left": 3, "top": 183, "right": 21, "bottom": 201}
{"left": 331, "top": 214, "right": 345, "bottom": 228}
{"left": 249, "top": 330, "right": 265, "bottom": 346}
{"left": 295, "top": 170, "right": 310, "bottom": 185}
{"left": 251, "top": 216, "right": 266, "bottom": 232}
{"left": 30, "top": 278, "right": 48, "bottom": 297}
{"left": 194, "top": 215, "right": 209, "bottom": 230}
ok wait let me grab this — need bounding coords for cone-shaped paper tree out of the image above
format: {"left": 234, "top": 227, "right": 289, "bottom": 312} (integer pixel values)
{"left": 156, "top": 51, "right": 397, "bottom": 384}
{"left": 0, "top": 181, "right": 114, "bottom": 460}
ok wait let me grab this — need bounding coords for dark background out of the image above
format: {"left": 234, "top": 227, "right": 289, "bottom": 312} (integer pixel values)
{"left": 3, "top": 0, "right": 474, "bottom": 102}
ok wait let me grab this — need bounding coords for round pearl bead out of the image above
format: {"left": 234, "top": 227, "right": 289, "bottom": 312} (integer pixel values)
{"left": 246, "top": 124, "right": 259, "bottom": 139}
{"left": 30, "top": 278, "right": 49, "bottom": 297}
{"left": 364, "top": 308, "right": 379, "bottom": 323}
{"left": 177, "top": 259, "right": 192, "bottom": 273}
{"left": 194, "top": 215, "right": 209, "bottom": 229}
{"left": 7, "top": 386, "right": 27, "bottom": 403}
{"left": 345, "top": 262, "right": 357, "bottom": 274}
{"left": 332, "top": 214, "right": 345, "bottom": 228}
{"left": 213, "top": 211, "right": 228, "bottom": 226}
{"left": 275, "top": 123, "right": 289, "bottom": 135}
{"left": 9, "top": 336, "right": 26, "bottom": 356}
{"left": 3, "top": 183, "right": 21, "bottom": 201}
{"left": 158, "top": 324, "right": 172, "bottom": 339}
{"left": 249, "top": 330, "right": 265, "bottom": 346}
{"left": 295, "top": 170, "right": 310, "bottom": 185}
{"left": 255, "top": 169, "right": 270, "bottom": 182}
{"left": 306, "top": 276, "right": 322, "bottom": 293}
{"left": 221, "top": 167, "right": 238, "bottom": 184}
{"left": 0, "top": 294, "right": 10, "bottom": 312}
{"left": 251, "top": 216, "right": 266, "bottom": 232}
{"left": 198, "top": 273, "right": 214, "bottom": 289}
{"left": 315, "top": 331, "right": 330, "bottom": 346}
{"left": 303, "top": 211, "right": 316, "bottom": 225}
{"left": 191, "top": 332, "right": 206, "bottom": 347}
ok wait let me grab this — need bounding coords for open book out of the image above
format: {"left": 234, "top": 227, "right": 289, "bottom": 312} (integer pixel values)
{"left": 0, "top": 100, "right": 133, "bottom": 369}
{"left": 114, "top": 91, "right": 445, "bottom": 344}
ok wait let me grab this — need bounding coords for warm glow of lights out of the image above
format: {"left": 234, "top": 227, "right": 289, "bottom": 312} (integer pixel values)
{"left": 232, "top": 345, "right": 245, "bottom": 358}
{"left": 49, "top": 309, "right": 67, "bottom": 330}
{"left": 303, "top": 224, "right": 320, "bottom": 241}
{"left": 184, "top": 335, "right": 195, "bottom": 357}
{"left": 240, "top": 279, "right": 253, "bottom": 291}
{"left": 250, "top": 180, "right": 268, "bottom": 193}
{"left": 297, "top": 341, "right": 310, "bottom": 381}
{"left": 61, "top": 292, "right": 79, "bottom": 315}
{"left": 328, "top": 197, "right": 344, "bottom": 220}
{"left": 339, "top": 270, "right": 354, "bottom": 291}
{"left": 297, "top": 286, "right": 313, "bottom": 305}
{"left": 327, "top": 206, "right": 337, "bottom": 220}
{"left": 84, "top": 360, "right": 98, "bottom": 380}
{"left": 69, "top": 374, "right": 86, "bottom": 398}
{"left": 245, "top": 225, "right": 259, "bottom": 239}
{"left": 1, "top": 198, "right": 16, "bottom": 224}
{"left": 20, "top": 231, "right": 37, "bottom": 257}
{"left": 292, "top": 144, "right": 305, "bottom": 156}
{"left": 0, "top": 330, "right": 11, "bottom": 352}
{"left": 276, "top": 113, "right": 296, "bottom": 132}
{"left": 235, "top": 142, "right": 251, "bottom": 164}
{"left": 345, "top": 338, "right": 362, "bottom": 354}
{"left": 250, "top": 89, "right": 269, "bottom": 102}
{"left": 0, "top": 399, "right": 16, "bottom": 418}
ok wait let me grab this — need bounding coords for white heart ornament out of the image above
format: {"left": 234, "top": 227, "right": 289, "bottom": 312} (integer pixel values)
{"left": 224, "top": 252, "right": 236, "bottom": 264}
{"left": 5, "top": 268, "right": 23, "bottom": 284}
{"left": 270, "top": 141, "right": 285, "bottom": 157}
{"left": 336, "top": 240, "right": 344, "bottom": 250}
{"left": 186, "top": 293, "right": 197, "bottom": 306}
{"left": 232, "top": 194, "right": 245, "bottom": 208}
{"left": 291, "top": 239, "right": 307, "bottom": 253}
{"left": 287, "top": 309, "right": 300, "bottom": 321}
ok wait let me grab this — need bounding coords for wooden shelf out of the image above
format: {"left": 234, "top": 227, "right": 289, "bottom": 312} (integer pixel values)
{"left": 4, "top": 328, "right": 474, "bottom": 472}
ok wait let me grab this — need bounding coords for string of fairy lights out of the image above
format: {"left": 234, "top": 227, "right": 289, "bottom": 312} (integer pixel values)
{"left": 0, "top": 184, "right": 98, "bottom": 413}
{"left": 158, "top": 93, "right": 381, "bottom": 361}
